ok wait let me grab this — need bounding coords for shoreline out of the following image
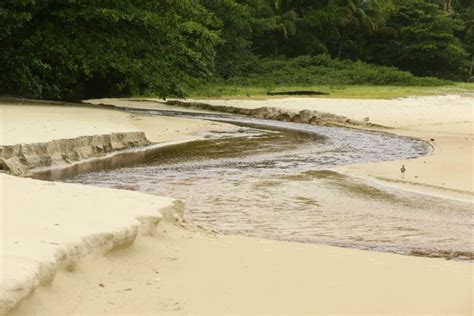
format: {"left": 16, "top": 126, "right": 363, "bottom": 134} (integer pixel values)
{"left": 89, "top": 96, "right": 473, "bottom": 201}
{"left": 2, "top": 96, "right": 473, "bottom": 315}
{"left": 162, "top": 95, "right": 473, "bottom": 201}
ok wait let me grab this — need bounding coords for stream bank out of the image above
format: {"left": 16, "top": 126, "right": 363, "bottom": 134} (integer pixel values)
{"left": 63, "top": 108, "right": 472, "bottom": 261}
{"left": 2, "top": 97, "right": 472, "bottom": 315}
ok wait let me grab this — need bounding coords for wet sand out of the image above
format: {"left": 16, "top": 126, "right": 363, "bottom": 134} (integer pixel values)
{"left": 66, "top": 114, "right": 471, "bottom": 261}
{"left": 179, "top": 95, "right": 474, "bottom": 202}
{"left": 2, "top": 96, "right": 473, "bottom": 315}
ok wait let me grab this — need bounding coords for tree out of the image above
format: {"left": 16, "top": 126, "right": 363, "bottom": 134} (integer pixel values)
{"left": 454, "top": 0, "right": 474, "bottom": 76}
{"left": 248, "top": 0, "right": 299, "bottom": 55}
{"left": 0, "top": 0, "right": 219, "bottom": 100}
{"left": 272, "top": 0, "right": 299, "bottom": 42}
{"left": 330, "top": 0, "right": 393, "bottom": 59}
{"left": 201, "top": 0, "right": 256, "bottom": 78}
{"left": 281, "top": 6, "right": 338, "bottom": 57}
{"left": 375, "top": 0, "right": 469, "bottom": 80}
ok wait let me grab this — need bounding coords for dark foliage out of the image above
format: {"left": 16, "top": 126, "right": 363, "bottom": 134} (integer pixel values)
{"left": 0, "top": 0, "right": 219, "bottom": 100}
{"left": 221, "top": 55, "right": 449, "bottom": 86}
{"left": 1, "top": 0, "right": 471, "bottom": 100}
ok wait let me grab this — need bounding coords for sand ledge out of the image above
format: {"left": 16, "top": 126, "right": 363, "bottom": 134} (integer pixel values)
{"left": 162, "top": 99, "right": 385, "bottom": 128}
{"left": 0, "top": 174, "right": 185, "bottom": 315}
{"left": 0, "top": 131, "right": 150, "bottom": 177}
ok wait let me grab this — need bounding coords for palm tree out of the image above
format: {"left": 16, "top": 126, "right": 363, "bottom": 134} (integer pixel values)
{"left": 331, "top": 0, "right": 395, "bottom": 58}
{"left": 448, "top": 0, "right": 474, "bottom": 75}
{"left": 462, "top": 5, "right": 474, "bottom": 75}
{"left": 271, "top": 0, "right": 298, "bottom": 54}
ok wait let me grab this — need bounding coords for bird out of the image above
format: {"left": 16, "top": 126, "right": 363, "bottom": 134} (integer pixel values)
{"left": 400, "top": 164, "right": 406, "bottom": 179}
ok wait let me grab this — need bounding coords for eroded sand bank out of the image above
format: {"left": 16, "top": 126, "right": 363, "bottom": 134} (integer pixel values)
{"left": 0, "top": 174, "right": 183, "bottom": 315}
{"left": 0, "top": 100, "right": 237, "bottom": 177}
{"left": 2, "top": 96, "right": 473, "bottom": 315}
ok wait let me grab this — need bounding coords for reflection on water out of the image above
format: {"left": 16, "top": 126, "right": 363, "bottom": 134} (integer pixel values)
{"left": 65, "top": 112, "right": 473, "bottom": 261}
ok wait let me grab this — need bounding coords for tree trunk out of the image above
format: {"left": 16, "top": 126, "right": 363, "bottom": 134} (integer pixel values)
{"left": 337, "top": 42, "right": 343, "bottom": 59}
{"left": 443, "top": 0, "right": 453, "bottom": 13}
{"left": 470, "top": 54, "right": 473, "bottom": 76}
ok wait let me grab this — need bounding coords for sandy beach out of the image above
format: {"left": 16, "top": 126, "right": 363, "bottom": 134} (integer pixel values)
{"left": 8, "top": 221, "right": 472, "bottom": 315}
{"left": 0, "top": 100, "right": 236, "bottom": 146}
{"left": 1, "top": 96, "right": 473, "bottom": 315}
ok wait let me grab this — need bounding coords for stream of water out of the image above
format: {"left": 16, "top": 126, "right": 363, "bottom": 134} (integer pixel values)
{"left": 64, "top": 109, "right": 473, "bottom": 261}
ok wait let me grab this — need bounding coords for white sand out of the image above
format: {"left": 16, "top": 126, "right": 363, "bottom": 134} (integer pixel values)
{"left": 87, "top": 98, "right": 216, "bottom": 114}
{"left": 0, "top": 174, "right": 181, "bottom": 315}
{"left": 2, "top": 97, "right": 473, "bottom": 315}
{"left": 185, "top": 95, "right": 473, "bottom": 134}
{"left": 9, "top": 222, "right": 472, "bottom": 315}
{"left": 0, "top": 101, "right": 235, "bottom": 146}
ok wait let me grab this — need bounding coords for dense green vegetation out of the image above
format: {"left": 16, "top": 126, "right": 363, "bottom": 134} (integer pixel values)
{"left": 210, "top": 55, "right": 449, "bottom": 86}
{"left": 1, "top": 0, "right": 473, "bottom": 100}
{"left": 0, "top": 1, "right": 219, "bottom": 99}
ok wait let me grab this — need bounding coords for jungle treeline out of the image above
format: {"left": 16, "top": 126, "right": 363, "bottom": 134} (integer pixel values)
{"left": 1, "top": 0, "right": 473, "bottom": 100}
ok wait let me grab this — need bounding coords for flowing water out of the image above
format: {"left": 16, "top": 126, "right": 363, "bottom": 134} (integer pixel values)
{"left": 64, "top": 110, "right": 473, "bottom": 261}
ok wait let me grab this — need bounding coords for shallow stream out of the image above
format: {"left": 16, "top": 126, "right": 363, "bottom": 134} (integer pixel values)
{"left": 64, "top": 109, "right": 473, "bottom": 261}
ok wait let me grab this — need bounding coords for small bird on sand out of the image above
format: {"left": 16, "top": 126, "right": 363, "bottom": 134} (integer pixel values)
{"left": 400, "top": 164, "right": 406, "bottom": 179}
